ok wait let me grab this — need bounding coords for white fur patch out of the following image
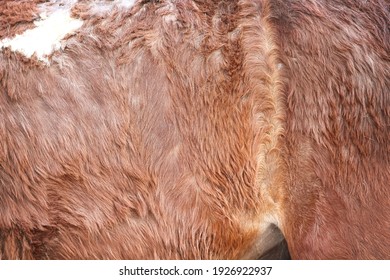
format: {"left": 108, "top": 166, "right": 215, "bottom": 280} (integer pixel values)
{"left": 0, "top": 8, "right": 83, "bottom": 63}
{"left": 117, "top": 0, "right": 136, "bottom": 9}
{"left": 90, "top": 0, "right": 136, "bottom": 14}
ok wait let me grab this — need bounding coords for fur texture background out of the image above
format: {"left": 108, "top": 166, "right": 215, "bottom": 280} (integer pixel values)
{"left": 270, "top": 0, "right": 390, "bottom": 259}
{"left": 0, "top": 0, "right": 47, "bottom": 40}
{"left": 0, "top": 0, "right": 389, "bottom": 259}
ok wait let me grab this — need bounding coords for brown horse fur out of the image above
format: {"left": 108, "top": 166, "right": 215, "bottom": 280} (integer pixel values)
{"left": 271, "top": 0, "right": 390, "bottom": 259}
{"left": 0, "top": 0, "right": 389, "bottom": 259}
{"left": 0, "top": 0, "right": 47, "bottom": 40}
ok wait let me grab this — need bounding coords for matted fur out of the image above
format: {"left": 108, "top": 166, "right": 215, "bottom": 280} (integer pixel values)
{"left": 0, "top": 0, "right": 389, "bottom": 259}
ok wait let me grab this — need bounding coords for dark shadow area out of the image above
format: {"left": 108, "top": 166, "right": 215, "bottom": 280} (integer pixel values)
{"left": 258, "top": 226, "right": 291, "bottom": 260}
